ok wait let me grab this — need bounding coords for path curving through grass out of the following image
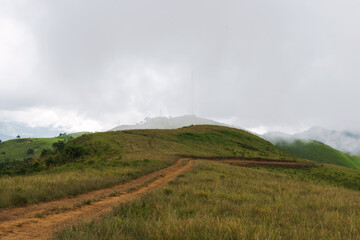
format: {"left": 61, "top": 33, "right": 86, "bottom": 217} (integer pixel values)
{"left": 0, "top": 159, "right": 193, "bottom": 240}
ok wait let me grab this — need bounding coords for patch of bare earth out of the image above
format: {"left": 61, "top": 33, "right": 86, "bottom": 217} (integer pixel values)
{"left": 204, "top": 158, "right": 314, "bottom": 168}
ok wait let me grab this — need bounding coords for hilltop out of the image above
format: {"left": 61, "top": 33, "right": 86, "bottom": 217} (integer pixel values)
{"left": 77, "top": 125, "right": 296, "bottom": 163}
{"left": 0, "top": 125, "right": 299, "bottom": 206}
{"left": 110, "top": 115, "right": 230, "bottom": 131}
{"left": 0, "top": 125, "right": 297, "bottom": 176}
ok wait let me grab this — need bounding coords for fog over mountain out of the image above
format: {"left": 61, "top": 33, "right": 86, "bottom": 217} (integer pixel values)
{"left": 110, "top": 115, "right": 230, "bottom": 131}
{"left": 263, "top": 127, "right": 360, "bottom": 155}
{"left": 1, "top": 1, "right": 360, "bottom": 133}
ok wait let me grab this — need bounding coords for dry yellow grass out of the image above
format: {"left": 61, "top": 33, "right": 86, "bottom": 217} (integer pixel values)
{"left": 53, "top": 160, "right": 360, "bottom": 239}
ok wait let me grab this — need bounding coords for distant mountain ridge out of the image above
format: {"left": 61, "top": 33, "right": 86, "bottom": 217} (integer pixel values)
{"left": 110, "top": 115, "right": 230, "bottom": 131}
{"left": 263, "top": 126, "right": 360, "bottom": 155}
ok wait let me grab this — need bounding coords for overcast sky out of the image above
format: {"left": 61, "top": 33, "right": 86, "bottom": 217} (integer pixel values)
{"left": 1, "top": 0, "right": 360, "bottom": 134}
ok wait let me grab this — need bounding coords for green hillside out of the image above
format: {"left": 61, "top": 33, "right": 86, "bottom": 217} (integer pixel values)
{"left": 1, "top": 125, "right": 360, "bottom": 239}
{"left": 44, "top": 125, "right": 298, "bottom": 165}
{"left": 0, "top": 125, "right": 299, "bottom": 208}
{"left": 275, "top": 139, "right": 360, "bottom": 170}
{"left": 0, "top": 132, "right": 88, "bottom": 162}
{"left": 0, "top": 126, "right": 295, "bottom": 165}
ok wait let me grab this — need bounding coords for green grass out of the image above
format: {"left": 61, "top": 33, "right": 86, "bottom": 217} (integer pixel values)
{"left": 275, "top": 139, "right": 360, "bottom": 170}
{"left": 255, "top": 163, "right": 360, "bottom": 191}
{"left": 0, "top": 132, "right": 88, "bottom": 162}
{"left": 52, "top": 161, "right": 360, "bottom": 240}
{"left": 57, "top": 132, "right": 89, "bottom": 140}
{"left": 0, "top": 125, "right": 296, "bottom": 208}
{"left": 0, "top": 158, "right": 169, "bottom": 208}
{"left": 350, "top": 154, "right": 360, "bottom": 168}
{"left": 2, "top": 125, "right": 359, "bottom": 239}
{"left": 62, "top": 125, "right": 297, "bottom": 162}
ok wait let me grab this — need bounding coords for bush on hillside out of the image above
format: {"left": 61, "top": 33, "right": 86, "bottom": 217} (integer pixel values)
{"left": 0, "top": 158, "right": 43, "bottom": 175}
{"left": 40, "top": 139, "right": 89, "bottom": 167}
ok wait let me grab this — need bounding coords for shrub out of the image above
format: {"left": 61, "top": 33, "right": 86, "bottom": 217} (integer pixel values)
{"left": 52, "top": 141, "right": 65, "bottom": 151}
{"left": 45, "top": 157, "right": 55, "bottom": 167}
{"left": 64, "top": 145, "right": 87, "bottom": 159}
{"left": 27, "top": 148, "right": 35, "bottom": 156}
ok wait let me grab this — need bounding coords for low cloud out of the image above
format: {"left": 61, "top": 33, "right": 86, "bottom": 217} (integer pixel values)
{"left": 1, "top": 0, "right": 360, "bottom": 133}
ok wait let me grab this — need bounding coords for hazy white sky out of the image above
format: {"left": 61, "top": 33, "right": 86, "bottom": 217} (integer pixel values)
{"left": 1, "top": 0, "right": 360, "bottom": 133}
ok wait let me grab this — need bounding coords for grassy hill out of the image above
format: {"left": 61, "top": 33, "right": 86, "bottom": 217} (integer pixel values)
{"left": 0, "top": 132, "right": 88, "bottom": 162}
{"left": 67, "top": 125, "right": 297, "bottom": 162}
{"left": 0, "top": 125, "right": 298, "bottom": 208}
{"left": 0, "top": 125, "right": 359, "bottom": 239}
{"left": 275, "top": 139, "right": 360, "bottom": 170}
{"left": 0, "top": 125, "right": 295, "bottom": 165}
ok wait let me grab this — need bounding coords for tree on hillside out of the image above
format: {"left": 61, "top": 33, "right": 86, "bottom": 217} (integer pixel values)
{"left": 52, "top": 141, "right": 65, "bottom": 151}
{"left": 27, "top": 148, "right": 35, "bottom": 156}
{"left": 16, "top": 135, "right": 20, "bottom": 139}
{"left": 0, "top": 139, "right": 2, "bottom": 143}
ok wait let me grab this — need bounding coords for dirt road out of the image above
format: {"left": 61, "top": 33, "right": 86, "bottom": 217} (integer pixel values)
{"left": 0, "top": 157, "right": 311, "bottom": 239}
{"left": 200, "top": 157, "right": 313, "bottom": 168}
{"left": 0, "top": 159, "right": 193, "bottom": 240}
{"left": 215, "top": 159, "right": 313, "bottom": 168}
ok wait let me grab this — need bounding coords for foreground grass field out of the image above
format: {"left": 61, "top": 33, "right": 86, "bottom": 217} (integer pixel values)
{"left": 53, "top": 160, "right": 360, "bottom": 240}
{"left": 0, "top": 158, "right": 169, "bottom": 208}
{"left": 0, "top": 125, "right": 297, "bottom": 208}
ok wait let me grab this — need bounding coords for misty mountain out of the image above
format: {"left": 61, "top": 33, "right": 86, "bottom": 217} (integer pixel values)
{"left": 261, "top": 131, "right": 292, "bottom": 141}
{"left": 110, "top": 115, "right": 229, "bottom": 131}
{"left": 274, "top": 138, "right": 360, "bottom": 170}
{"left": 0, "top": 122, "right": 64, "bottom": 141}
{"left": 263, "top": 126, "right": 360, "bottom": 155}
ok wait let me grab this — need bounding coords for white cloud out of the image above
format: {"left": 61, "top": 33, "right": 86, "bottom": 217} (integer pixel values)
{"left": 0, "top": 107, "right": 103, "bottom": 132}
{"left": 0, "top": 18, "right": 38, "bottom": 92}
{"left": 1, "top": 0, "right": 360, "bottom": 133}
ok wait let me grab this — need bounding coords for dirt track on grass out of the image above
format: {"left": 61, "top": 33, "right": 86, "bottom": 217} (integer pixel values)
{"left": 211, "top": 159, "right": 313, "bottom": 168}
{"left": 0, "top": 157, "right": 311, "bottom": 240}
{"left": 0, "top": 159, "right": 193, "bottom": 240}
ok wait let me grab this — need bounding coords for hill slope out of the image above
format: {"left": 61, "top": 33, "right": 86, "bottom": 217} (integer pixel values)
{"left": 263, "top": 126, "right": 360, "bottom": 155}
{"left": 0, "top": 132, "right": 88, "bottom": 162}
{"left": 0, "top": 125, "right": 299, "bottom": 208}
{"left": 82, "top": 125, "right": 297, "bottom": 162}
{"left": 274, "top": 139, "right": 360, "bottom": 170}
